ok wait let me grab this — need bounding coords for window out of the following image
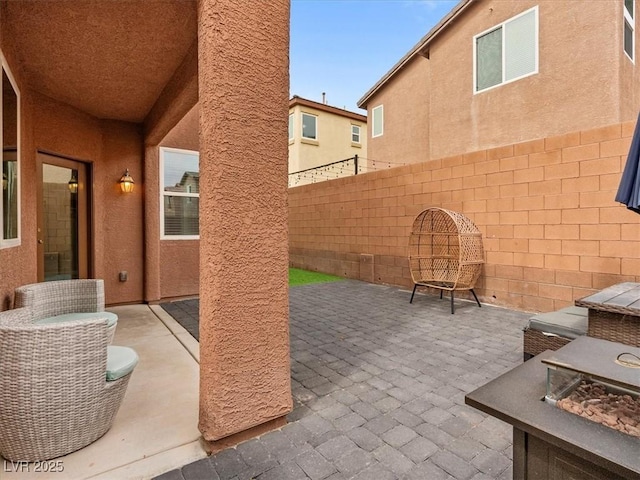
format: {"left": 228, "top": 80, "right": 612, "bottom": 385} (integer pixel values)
{"left": 474, "top": 7, "right": 538, "bottom": 93}
{"left": 1, "top": 56, "right": 20, "bottom": 248}
{"left": 288, "top": 113, "right": 294, "bottom": 141}
{"left": 372, "top": 105, "right": 383, "bottom": 138}
{"left": 624, "top": 0, "right": 634, "bottom": 61}
{"left": 351, "top": 125, "right": 361, "bottom": 143}
{"left": 160, "top": 147, "right": 199, "bottom": 238}
{"left": 301, "top": 113, "right": 317, "bottom": 140}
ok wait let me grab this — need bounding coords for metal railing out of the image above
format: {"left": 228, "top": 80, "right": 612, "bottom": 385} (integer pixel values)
{"left": 288, "top": 155, "right": 406, "bottom": 187}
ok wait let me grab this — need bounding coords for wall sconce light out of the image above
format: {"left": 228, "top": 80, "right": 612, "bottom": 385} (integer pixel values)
{"left": 68, "top": 172, "right": 78, "bottom": 193}
{"left": 2, "top": 173, "right": 7, "bottom": 191}
{"left": 119, "top": 169, "right": 134, "bottom": 193}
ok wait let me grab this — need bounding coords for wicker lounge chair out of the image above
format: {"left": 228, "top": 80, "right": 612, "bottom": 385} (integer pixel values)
{"left": 0, "top": 307, "right": 137, "bottom": 461}
{"left": 14, "top": 279, "right": 118, "bottom": 343}
{"left": 408, "top": 207, "right": 484, "bottom": 313}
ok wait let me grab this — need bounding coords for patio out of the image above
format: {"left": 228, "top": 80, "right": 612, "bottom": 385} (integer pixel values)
{"left": 157, "top": 279, "right": 530, "bottom": 480}
{"left": 0, "top": 279, "right": 532, "bottom": 479}
{"left": 1, "top": 304, "right": 204, "bottom": 480}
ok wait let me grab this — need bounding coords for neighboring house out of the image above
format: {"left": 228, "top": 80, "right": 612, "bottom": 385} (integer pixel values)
{"left": 288, "top": 95, "right": 367, "bottom": 186}
{"left": 163, "top": 170, "right": 199, "bottom": 237}
{"left": 0, "top": 0, "right": 291, "bottom": 451}
{"left": 358, "top": 0, "right": 640, "bottom": 164}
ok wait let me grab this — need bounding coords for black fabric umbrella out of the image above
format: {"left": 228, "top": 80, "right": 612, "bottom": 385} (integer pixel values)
{"left": 616, "top": 112, "right": 640, "bottom": 214}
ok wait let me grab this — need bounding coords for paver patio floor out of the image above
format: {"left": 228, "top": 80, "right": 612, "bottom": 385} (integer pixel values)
{"left": 157, "top": 279, "right": 531, "bottom": 480}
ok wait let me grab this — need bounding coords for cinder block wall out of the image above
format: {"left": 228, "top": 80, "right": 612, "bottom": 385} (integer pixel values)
{"left": 289, "top": 121, "right": 640, "bottom": 313}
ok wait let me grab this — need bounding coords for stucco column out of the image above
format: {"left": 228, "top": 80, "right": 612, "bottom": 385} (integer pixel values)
{"left": 143, "top": 145, "right": 161, "bottom": 303}
{"left": 197, "top": 0, "right": 292, "bottom": 442}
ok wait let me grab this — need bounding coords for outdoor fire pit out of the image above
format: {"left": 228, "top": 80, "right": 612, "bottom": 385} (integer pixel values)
{"left": 466, "top": 336, "right": 640, "bottom": 479}
{"left": 554, "top": 380, "right": 640, "bottom": 437}
{"left": 542, "top": 337, "right": 640, "bottom": 438}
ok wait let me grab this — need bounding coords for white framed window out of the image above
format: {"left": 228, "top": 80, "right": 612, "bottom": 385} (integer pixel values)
{"left": 288, "top": 113, "right": 294, "bottom": 141}
{"left": 372, "top": 105, "right": 383, "bottom": 138}
{"left": 474, "top": 6, "right": 538, "bottom": 93}
{"left": 160, "top": 147, "right": 199, "bottom": 239}
{"left": 301, "top": 112, "right": 317, "bottom": 140}
{"left": 1, "top": 53, "right": 20, "bottom": 249}
{"left": 624, "top": 0, "right": 635, "bottom": 62}
{"left": 351, "top": 125, "right": 361, "bottom": 143}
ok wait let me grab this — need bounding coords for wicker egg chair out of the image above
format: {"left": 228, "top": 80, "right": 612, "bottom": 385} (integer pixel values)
{"left": 408, "top": 207, "right": 484, "bottom": 313}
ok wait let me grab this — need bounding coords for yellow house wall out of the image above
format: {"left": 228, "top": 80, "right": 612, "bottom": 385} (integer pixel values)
{"left": 288, "top": 104, "right": 366, "bottom": 176}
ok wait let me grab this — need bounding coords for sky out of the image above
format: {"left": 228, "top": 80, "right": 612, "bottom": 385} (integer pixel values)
{"left": 290, "top": 0, "right": 458, "bottom": 113}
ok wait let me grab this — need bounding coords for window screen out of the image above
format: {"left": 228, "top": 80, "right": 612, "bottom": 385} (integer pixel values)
{"left": 505, "top": 10, "right": 536, "bottom": 81}
{"left": 302, "top": 113, "right": 317, "bottom": 140}
{"left": 476, "top": 28, "right": 502, "bottom": 91}
{"left": 352, "top": 125, "right": 361, "bottom": 143}
{"left": 288, "top": 114, "right": 294, "bottom": 140}
{"left": 474, "top": 7, "right": 538, "bottom": 93}
{"left": 372, "top": 105, "right": 383, "bottom": 137}
{"left": 625, "top": 20, "right": 634, "bottom": 59}
{"left": 625, "top": 0, "right": 634, "bottom": 18}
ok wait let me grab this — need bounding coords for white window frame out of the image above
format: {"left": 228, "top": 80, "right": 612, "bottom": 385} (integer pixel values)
{"left": 0, "top": 51, "right": 20, "bottom": 249}
{"left": 160, "top": 147, "right": 199, "bottom": 240}
{"left": 288, "top": 113, "right": 294, "bottom": 141}
{"left": 473, "top": 6, "right": 539, "bottom": 94}
{"left": 301, "top": 112, "right": 317, "bottom": 140}
{"left": 372, "top": 105, "right": 384, "bottom": 138}
{"left": 351, "top": 124, "right": 361, "bottom": 144}
{"left": 624, "top": 0, "right": 635, "bottom": 62}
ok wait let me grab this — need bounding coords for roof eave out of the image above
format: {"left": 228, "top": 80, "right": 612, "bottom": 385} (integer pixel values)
{"left": 290, "top": 95, "right": 367, "bottom": 122}
{"left": 357, "top": 0, "right": 475, "bottom": 109}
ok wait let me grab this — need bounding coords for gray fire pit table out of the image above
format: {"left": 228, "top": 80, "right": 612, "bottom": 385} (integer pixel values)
{"left": 465, "top": 337, "right": 640, "bottom": 480}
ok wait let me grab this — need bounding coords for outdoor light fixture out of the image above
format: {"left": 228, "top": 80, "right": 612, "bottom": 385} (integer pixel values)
{"left": 2, "top": 173, "right": 6, "bottom": 191}
{"left": 119, "top": 169, "right": 134, "bottom": 193}
{"left": 68, "top": 172, "right": 78, "bottom": 193}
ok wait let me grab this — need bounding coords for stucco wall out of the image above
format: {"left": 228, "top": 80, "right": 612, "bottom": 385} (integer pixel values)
{"left": 31, "top": 93, "right": 144, "bottom": 305}
{"left": 367, "top": 0, "right": 632, "bottom": 165}
{"left": 620, "top": 1, "right": 640, "bottom": 122}
{"left": 99, "top": 120, "right": 144, "bottom": 304}
{"left": 0, "top": 28, "right": 36, "bottom": 310}
{"left": 0, "top": 49, "right": 145, "bottom": 307}
{"left": 290, "top": 121, "right": 640, "bottom": 313}
{"left": 366, "top": 56, "right": 430, "bottom": 166}
{"left": 157, "top": 104, "right": 199, "bottom": 300}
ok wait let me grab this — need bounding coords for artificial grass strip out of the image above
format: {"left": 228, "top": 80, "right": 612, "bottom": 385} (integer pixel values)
{"left": 289, "top": 268, "right": 343, "bottom": 286}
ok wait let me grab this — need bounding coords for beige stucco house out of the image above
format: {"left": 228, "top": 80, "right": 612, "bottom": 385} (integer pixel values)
{"left": 358, "top": 0, "right": 640, "bottom": 164}
{"left": 288, "top": 95, "right": 367, "bottom": 186}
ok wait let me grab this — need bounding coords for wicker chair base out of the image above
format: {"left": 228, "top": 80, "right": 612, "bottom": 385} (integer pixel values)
{"left": 0, "top": 372, "right": 132, "bottom": 462}
{"left": 523, "top": 327, "right": 572, "bottom": 361}
{"left": 588, "top": 310, "right": 640, "bottom": 347}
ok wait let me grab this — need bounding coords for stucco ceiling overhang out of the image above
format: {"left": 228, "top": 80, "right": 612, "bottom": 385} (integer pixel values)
{"left": 3, "top": 0, "right": 197, "bottom": 123}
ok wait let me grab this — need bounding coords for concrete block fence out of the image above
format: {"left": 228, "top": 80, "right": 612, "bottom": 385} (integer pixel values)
{"left": 289, "top": 121, "right": 640, "bottom": 313}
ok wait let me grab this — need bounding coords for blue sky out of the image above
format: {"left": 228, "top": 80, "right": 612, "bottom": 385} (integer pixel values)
{"left": 290, "top": 0, "right": 458, "bottom": 113}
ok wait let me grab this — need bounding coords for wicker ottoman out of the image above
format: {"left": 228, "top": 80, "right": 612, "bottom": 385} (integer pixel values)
{"left": 587, "top": 309, "right": 640, "bottom": 347}
{"left": 523, "top": 306, "right": 588, "bottom": 361}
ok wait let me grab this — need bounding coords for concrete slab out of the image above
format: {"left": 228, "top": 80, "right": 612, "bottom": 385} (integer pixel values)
{"left": 1, "top": 305, "right": 205, "bottom": 480}
{"left": 151, "top": 304, "right": 199, "bottom": 362}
